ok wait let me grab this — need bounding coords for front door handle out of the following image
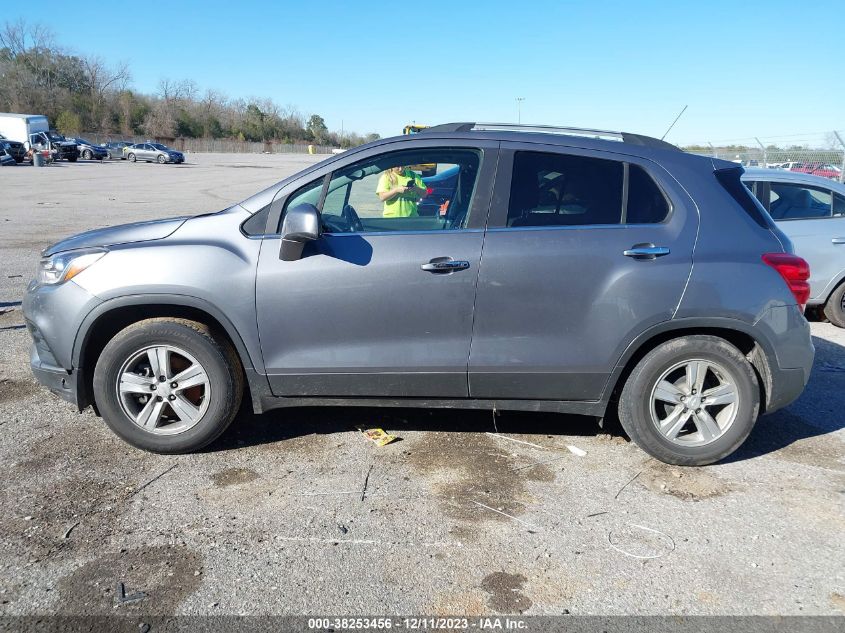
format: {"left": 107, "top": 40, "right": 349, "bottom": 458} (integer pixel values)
{"left": 832, "top": 237, "right": 845, "bottom": 245}
{"left": 623, "top": 244, "right": 671, "bottom": 259}
{"left": 421, "top": 258, "right": 470, "bottom": 273}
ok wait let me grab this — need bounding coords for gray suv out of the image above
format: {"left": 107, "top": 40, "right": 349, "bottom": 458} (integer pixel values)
{"left": 22, "top": 123, "right": 815, "bottom": 465}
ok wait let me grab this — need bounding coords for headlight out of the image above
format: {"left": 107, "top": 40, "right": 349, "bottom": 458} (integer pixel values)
{"left": 37, "top": 248, "right": 107, "bottom": 285}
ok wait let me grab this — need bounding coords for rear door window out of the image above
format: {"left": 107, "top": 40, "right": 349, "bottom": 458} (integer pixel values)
{"left": 505, "top": 151, "right": 670, "bottom": 227}
{"left": 507, "top": 152, "right": 623, "bottom": 226}
{"left": 626, "top": 164, "right": 671, "bottom": 223}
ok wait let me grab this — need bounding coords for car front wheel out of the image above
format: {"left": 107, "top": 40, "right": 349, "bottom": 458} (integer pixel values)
{"left": 93, "top": 318, "right": 243, "bottom": 453}
{"left": 128, "top": 153, "right": 136, "bottom": 162}
{"left": 158, "top": 154, "right": 166, "bottom": 164}
{"left": 618, "top": 335, "right": 759, "bottom": 466}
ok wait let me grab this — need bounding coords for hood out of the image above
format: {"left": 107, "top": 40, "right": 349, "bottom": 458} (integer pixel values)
{"left": 43, "top": 216, "right": 189, "bottom": 256}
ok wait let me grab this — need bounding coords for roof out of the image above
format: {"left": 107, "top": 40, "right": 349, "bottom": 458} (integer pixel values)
{"left": 0, "top": 112, "right": 48, "bottom": 119}
{"left": 742, "top": 167, "right": 845, "bottom": 193}
{"left": 421, "top": 122, "right": 680, "bottom": 152}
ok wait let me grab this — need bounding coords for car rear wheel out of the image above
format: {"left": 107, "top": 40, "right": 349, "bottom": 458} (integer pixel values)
{"left": 618, "top": 335, "right": 759, "bottom": 466}
{"left": 82, "top": 149, "right": 92, "bottom": 160}
{"left": 128, "top": 153, "right": 136, "bottom": 162}
{"left": 93, "top": 318, "right": 243, "bottom": 453}
{"left": 823, "top": 283, "right": 845, "bottom": 328}
{"left": 157, "top": 154, "right": 166, "bottom": 164}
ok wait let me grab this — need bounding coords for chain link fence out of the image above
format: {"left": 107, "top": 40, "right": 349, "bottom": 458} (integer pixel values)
{"left": 76, "top": 133, "right": 337, "bottom": 155}
{"left": 684, "top": 131, "right": 845, "bottom": 183}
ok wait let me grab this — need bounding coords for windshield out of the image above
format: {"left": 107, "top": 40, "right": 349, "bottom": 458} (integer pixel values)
{"left": 150, "top": 143, "right": 169, "bottom": 151}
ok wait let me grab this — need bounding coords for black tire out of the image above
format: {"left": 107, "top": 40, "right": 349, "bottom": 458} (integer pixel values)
{"left": 67, "top": 156, "right": 77, "bottom": 162}
{"left": 128, "top": 153, "right": 136, "bottom": 162}
{"left": 823, "top": 283, "right": 845, "bottom": 328}
{"left": 618, "top": 335, "right": 759, "bottom": 466}
{"left": 93, "top": 318, "right": 243, "bottom": 453}
{"left": 83, "top": 149, "right": 92, "bottom": 160}
{"left": 157, "top": 154, "right": 166, "bottom": 164}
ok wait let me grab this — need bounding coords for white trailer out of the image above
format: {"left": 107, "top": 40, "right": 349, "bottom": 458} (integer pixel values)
{"left": 0, "top": 113, "right": 79, "bottom": 161}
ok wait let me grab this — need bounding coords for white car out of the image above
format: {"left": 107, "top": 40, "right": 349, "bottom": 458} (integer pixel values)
{"left": 743, "top": 168, "right": 845, "bottom": 326}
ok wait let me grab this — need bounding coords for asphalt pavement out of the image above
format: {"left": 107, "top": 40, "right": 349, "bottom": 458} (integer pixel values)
{"left": 0, "top": 153, "right": 842, "bottom": 617}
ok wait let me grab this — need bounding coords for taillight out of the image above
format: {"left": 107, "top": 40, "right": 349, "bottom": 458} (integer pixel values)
{"left": 762, "top": 253, "right": 810, "bottom": 310}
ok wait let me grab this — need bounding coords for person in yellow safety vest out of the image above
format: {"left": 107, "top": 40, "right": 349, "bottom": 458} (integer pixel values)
{"left": 375, "top": 165, "right": 426, "bottom": 218}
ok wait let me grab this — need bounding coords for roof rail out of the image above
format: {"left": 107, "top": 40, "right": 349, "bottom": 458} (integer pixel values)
{"left": 421, "top": 122, "right": 679, "bottom": 151}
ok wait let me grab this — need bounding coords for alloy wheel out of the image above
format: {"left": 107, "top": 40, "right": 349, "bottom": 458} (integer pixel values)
{"left": 116, "top": 344, "right": 211, "bottom": 435}
{"left": 649, "top": 359, "right": 739, "bottom": 447}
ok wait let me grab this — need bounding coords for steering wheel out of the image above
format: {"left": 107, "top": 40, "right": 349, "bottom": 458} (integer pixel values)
{"left": 341, "top": 204, "right": 363, "bottom": 232}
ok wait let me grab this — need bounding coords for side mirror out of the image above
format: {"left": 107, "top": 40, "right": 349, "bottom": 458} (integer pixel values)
{"left": 280, "top": 203, "right": 320, "bottom": 261}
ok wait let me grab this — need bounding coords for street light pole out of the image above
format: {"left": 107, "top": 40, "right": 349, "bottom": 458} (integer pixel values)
{"left": 515, "top": 97, "right": 525, "bottom": 124}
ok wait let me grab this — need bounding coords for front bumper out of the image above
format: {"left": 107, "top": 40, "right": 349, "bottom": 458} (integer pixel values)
{"left": 23, "top": 279, "right": 103, "bottom": 410}
{"left": 29, "top": 343, "right": 80, "bottom": 407}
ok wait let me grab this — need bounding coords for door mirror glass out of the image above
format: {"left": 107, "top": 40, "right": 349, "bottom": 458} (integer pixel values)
{"left": 280, "top": 203, "right": 320, "bottom": 261}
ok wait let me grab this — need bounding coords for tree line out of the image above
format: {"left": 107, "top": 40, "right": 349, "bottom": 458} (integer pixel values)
{"left": 0, "top": 20, "right": 379, "bottom": 147}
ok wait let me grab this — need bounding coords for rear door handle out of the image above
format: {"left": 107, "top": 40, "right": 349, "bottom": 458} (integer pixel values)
{"left": 832, "top": 238, "right": 845, "bottom": 245}
{"left": 623, "top": 244, "right": 671, "bottom": 259}
{"left": 421, "top": 258, "right": 470, "bottom": 273}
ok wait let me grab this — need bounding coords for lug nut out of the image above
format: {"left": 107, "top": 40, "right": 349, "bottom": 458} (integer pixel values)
{"left": 680, "top": 395, "right": 686, "bottom": 401}
{"left": 156, "top": 395, "right": 163, "bottom": 402}
{"left": 159, "top": 376, "right": 166, "bottom": 382}
{"left": 150, "top": 384, "right": 156, "bottom": 391}
{"left": 168, "top": 395, "right": 176, "bottom": 401}
{"left": 171, "top": 382, "right": 178, "bottom": 389}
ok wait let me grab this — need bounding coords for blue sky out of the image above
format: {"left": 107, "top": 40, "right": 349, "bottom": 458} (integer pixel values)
{"left": 5, "top": 0, "right": 843, "bottom": 145}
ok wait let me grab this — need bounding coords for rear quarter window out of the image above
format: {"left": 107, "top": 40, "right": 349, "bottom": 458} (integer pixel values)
{"left": 715, "top": 168, "right": 771, "bottom": 228}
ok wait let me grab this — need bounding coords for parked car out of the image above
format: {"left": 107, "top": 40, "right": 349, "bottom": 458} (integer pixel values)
{"left": 68, "top": 137, "right": 108, "bottom": 161}
{"left": 419, "top": 165, "right": 460, "bottom": 216}
{"left": 743, "top": 168, "right": 845, "bottom": 326}
{"left": 125, "top": 142, "right": 184, "bottom": 164}
{"left": 789, "top": 162, "right": 841, "bottom": 180}
{"left": 0, "top": 133, "right": 26, "bottom": 163}
{"left": 101, "top": 141, "right": 133, "bottom": 159}
{"left": 23, "top": 122, "right": 814, "bottom": 465}
{"left": 0, "top": 148, "right": 15, "bottom": 166}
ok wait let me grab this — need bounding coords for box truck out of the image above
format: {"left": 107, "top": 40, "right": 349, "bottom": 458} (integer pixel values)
{"left": 0, "top": 113, "right": 79, "bottom": 162}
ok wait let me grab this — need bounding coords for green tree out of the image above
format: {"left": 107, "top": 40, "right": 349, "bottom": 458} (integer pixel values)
{"left": 55, "top": 109, "right": 81, "bottom": 135}
{"left": 306, "top": 114, "right": 328, "bottom": 143}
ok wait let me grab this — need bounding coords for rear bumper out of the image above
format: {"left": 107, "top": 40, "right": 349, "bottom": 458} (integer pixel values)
{"left": 756, "top": 305, "right": 814, "bottom": 414}
{"left": 765, "top": 366, "right": 809, "bottom": 413}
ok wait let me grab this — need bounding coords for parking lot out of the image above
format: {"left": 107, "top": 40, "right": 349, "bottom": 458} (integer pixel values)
{"left": 0, "top": 154, "right": 843, "bottom": 617}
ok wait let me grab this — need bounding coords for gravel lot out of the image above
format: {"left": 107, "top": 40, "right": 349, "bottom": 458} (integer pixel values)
{"left": 0, "top": 153, "right": 843, "bottom": 618}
